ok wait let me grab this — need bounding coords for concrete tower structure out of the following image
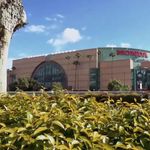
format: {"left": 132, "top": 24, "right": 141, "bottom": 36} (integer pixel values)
{"left": 0, "top": 0, "right": 26, "bottom": 92}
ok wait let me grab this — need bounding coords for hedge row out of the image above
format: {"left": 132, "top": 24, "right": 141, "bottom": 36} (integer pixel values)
{"left": 0, "top": 91, "right": 150, "bottom": 149}
{"left": 83, "top": 92, "right": 149, "bottom": 103}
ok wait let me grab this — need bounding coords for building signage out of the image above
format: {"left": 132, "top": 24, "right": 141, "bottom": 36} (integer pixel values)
{"left": 117, "top": 50, "right": 148, "bottom": 58}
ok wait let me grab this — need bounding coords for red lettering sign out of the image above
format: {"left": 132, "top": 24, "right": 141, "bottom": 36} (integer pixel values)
{"left": 117, "top": 50, "right": 148, "bottom": 58}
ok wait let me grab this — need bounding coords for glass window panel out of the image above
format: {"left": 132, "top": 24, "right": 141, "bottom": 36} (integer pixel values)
{"left": 32, "top": 61, "right": 67, "bottom": 90}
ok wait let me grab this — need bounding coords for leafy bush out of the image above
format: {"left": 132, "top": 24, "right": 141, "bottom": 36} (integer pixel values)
{"left": 109, "top": 93, "right": 142, "bottom": 103}
{"left": 52, "top": 82, "right": 63, "bottom": 92}
{"left": 84, "top": 92, "right": 143, "bottom": 103}
{"left": 9, "top": 78, "right": 43, "bottom": 91}
{"left": 0, "top": 91, "right": 150, "bottom": 149}
{"left": 108, "top": 80, "right": 129, "bottom": 91}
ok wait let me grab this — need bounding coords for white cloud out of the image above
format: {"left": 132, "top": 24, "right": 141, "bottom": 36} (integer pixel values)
{"left": 48, "top": 39, "right": 54, "bottom": 44}
{"left": 106, "top": 44, "right": 117, "bottom": 47}
{"left": 45, "top": 14, "right": 64, "bottom": 23}
{"left": 25, "top": 25, "right": 46, "bottom": 33}
{"left": 45, "top": 17, "right": 57, "bottom": 22}
{"left": 45, "top": 17, "right": 52, "bottom": 21}
{"left": 56, "top": 14, "right": 64, "bottom": 19}
{"left": 120, "top": 43, "right": 131, "bottom": 48}
{"left": 106, "top": 43, "right": 131, "bottom": 48}
{"left": 47, "top": 28, "right": 82, "bottom": 48}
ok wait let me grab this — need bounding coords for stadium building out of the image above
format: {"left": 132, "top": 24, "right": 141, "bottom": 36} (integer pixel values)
{"left": 8, "top": 47, "right": 150, "bottom": 91}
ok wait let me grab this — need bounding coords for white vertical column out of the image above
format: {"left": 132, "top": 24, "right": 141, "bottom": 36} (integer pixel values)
{"left": 0, "top": 0, "right": 26, "bottom": 92}
{"left": 0, "top": 29, "right": 12, "bottom": 92}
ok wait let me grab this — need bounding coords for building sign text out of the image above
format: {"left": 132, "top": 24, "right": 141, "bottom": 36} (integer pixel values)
{"left": 117, "top": 50, "right": 148, "bottom": 58}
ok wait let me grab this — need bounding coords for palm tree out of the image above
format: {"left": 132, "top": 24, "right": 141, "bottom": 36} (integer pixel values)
{"left": 73, "top": 53, "right": 81, "bottom": 90}
{"left": 109, "top": 52, "right": 116, "bottom": 80}
{"left": 87, "top": 54, "right": 92, "bottom": 67}
{"left": 65, "top": 55, "right": 71, "bottom": 89}
{"left": 87, "top": 54, "right": 92, "bottom": 89}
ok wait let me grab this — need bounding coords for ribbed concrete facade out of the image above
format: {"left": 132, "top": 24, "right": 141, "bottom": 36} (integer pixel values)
{"left": 7, "top": 47, "right": 150, "bottom": 91}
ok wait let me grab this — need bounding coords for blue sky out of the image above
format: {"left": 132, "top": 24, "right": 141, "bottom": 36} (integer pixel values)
{"left": 8, "top": 0, "right": 150, "bottom": 68}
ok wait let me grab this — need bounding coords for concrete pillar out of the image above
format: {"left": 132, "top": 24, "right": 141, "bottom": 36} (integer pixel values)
{"left": 0, "top": 0, "right": 27, "bottom": 92}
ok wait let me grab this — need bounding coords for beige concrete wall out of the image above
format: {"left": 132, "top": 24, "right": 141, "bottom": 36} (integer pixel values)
{"left": 12, "top": 56, "right": 46, "bottom": 79}
{"left": 11, "top": 48, "right": 97, "bottom": 90}
{"left": 50, "top": 49, "right": 97, "bottom": 90}
{"left": 8, "top": 48, "right": 150, "bottom": 91}
{"left": 100, "top": 59, "right": 133, "bottom": 90}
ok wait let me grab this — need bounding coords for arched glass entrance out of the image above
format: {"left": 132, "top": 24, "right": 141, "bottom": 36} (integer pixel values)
{"left": 31, "top": 61, "right": 67, "bottom": 90}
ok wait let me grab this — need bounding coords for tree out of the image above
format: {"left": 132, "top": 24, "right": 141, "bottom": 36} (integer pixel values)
{"left": 108, "top": 80, "right": 129, "bottom": 91}
{"left": 0, "top": 0, "right": 27, "bottom": 92}
{"left": 9, "top": 78, "right": 43, "bottom": 91}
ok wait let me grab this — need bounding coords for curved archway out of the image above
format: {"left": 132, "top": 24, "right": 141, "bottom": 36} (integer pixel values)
{"left": 31, "top": 61, "right": 68, "bottom": 90}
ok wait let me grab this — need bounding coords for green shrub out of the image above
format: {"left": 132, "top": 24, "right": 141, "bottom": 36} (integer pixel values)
{"left": 83, "top": 92, "right": 142, "bottom": 103}
{"left": 0, "top": 92, "right": 150, "bottom": 149}
{"left": 108, "top": 80, "right": 129, "bottom": 91}
{"left": 109, "top": 93, "right": 142, "bottom": 103}
{"left": 9, "top": 77, "right": 43, "bottom": 91}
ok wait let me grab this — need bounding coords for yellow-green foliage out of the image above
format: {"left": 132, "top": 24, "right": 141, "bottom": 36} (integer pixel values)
{"left": 0, "top": 92, "right": 150, "bottom": 149}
